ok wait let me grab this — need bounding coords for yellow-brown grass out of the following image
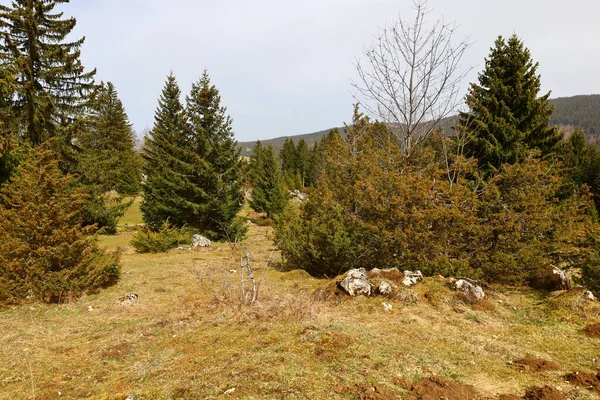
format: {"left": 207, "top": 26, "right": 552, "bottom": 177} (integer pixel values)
{"left": 1, "top": 201, "right": 600, "bottom": 399}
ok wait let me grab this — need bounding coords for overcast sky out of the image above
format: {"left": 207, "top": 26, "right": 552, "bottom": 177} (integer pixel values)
{"left": 29, "top": 0, "right": 600, "bottom": 141}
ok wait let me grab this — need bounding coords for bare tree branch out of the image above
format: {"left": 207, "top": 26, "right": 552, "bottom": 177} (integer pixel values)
{"left": 352, "top": 0, "right": 471, "bottom": 156}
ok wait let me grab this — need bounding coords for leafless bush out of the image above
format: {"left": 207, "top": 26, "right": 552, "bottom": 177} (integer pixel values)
{"left": 194, "top": 239, "right": 279, "bottom": 309}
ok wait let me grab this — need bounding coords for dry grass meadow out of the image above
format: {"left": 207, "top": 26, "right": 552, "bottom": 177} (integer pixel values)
{"left": 1, "top": 200, "right": 600, "bottom": 399}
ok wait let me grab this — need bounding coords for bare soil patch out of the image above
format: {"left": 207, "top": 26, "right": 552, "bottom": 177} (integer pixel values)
{"left": 405, "top": 376, "right": 477, "bottom": 400}
{"left": 523, "top": 386, "right": 567, "bottom": 400}
{"left": 564, "top": 370, "right": 600, "bottom": 393}
{"left": 513, "top": 357, "right": 559, "bottom": 372}
{"left": 583, "top": 322, "right": 600, "bottom": 337}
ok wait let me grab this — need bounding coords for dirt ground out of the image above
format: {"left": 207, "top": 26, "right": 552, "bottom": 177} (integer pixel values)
{"left": 564, "top": 370, "right": 600, "bottom": 393}
{"left": 513, "top": 357, "right": 560, "bottom": 372}
{"left": 583, "top": 322, "right": 600, "bottom": 337}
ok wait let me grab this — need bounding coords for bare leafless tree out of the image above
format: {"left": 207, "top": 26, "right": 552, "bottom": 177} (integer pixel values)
{"left": 353, "top": 0, "right": 471, "bottom": 156}
{"left": 134, "top": 127, "right": 150, "bottom": 153}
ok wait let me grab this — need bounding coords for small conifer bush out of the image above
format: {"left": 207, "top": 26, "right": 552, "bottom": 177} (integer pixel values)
{"left": 0, "top": 147, "right": 120, "bottom": 304}
{"left": 131, "top": 221, "right": 191, "bottom": 253}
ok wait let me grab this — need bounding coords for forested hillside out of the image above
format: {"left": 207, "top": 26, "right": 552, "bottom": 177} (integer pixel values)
{"left": 239, "top": 127, "right": 346, "bottom": 155}
{"left": 550, "top": 94, "right": 600, "bottom": 139}
{"left": 242, "top": 95, "right": 600, "bottom": 152}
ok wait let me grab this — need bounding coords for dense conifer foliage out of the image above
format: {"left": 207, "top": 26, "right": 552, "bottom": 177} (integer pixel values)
{"left": 75, "top": 82, "right": 140, "bottom": 232}
{"left": 457, "top": 35, "right": 561, "bottom": 175}
{"left": 559, "top": 130, "right": 600, "bottom": 213}
{"left": 550, "top": 95, "right": 600, "bottom": 136}
{"left": 0, "top": 132, "right": 27, "bottom": 187}
{"left": 141, "top": 73, "right": 189, "bottom": 230}
{"left": 79, "top": 82, "right": 140, "bottom": 195}
{"left": 0, "top": 147, "right": 120, "bottom": 304}
{"left": 0, "top": 59, "right": 25, "bottom": 186}
{"left": 275, "top": 109, "right": 596, "bottom": 283}
{"left": 278, "top": 137, "right": 317, "bottom": 189}
{"left": 142, "top": 71, "right": 245, "bottom": 240}
{"left": 248, "top": 141, "right": 287, "bottom": 217}
{"left": 0, "top": 0, "right": 96, "bottom": 145}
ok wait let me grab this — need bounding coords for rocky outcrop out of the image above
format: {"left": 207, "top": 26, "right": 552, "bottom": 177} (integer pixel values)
{"left": 454, "top": 279, "right": 485, "bottom": 300}
{"left": 378, "top": 281, "right": 393, "bottom": 296}
{"left": 551, "top": 267, "right": 572, "bottom": 291}
{"left": 371, "top": 267, "right": 400, "bottom": 274}
{"left": 290, "top": 190, "right": 307, "bottom": 202}
{"left": 338, "top": 268, "right": 373, "bottom": 297}
{"left": 583, "top": 290, "right": 597, "bottom": 301}
{"left": 402, "top": 270, "right": 423, "bottom": 287}
{"left": 192, "top": 234, "right": 211, "bottom": 248}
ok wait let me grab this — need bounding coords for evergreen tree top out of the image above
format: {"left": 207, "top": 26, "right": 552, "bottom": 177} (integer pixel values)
{"left": 186, "top": 70, "right": 234, "bottom": 141}
{"left": 459, "top": 34, "right": 560, "bottom": 173}
{"left": 147, "top": 73, "right": 188, "bottom": 150}
{"left": 155, "top": 73, "right": 185, "bottom": 120}
{"left": 78, "top": 80, "right": 139, "bottom": 195}
{"left": 477, "top": 35, "right": 547, "bottom": 104}
{"left": 0, "top": 0, "right": 96, "bottom": 144}
{"left": 89, "top": 82, "right": 132, "bottom": 132}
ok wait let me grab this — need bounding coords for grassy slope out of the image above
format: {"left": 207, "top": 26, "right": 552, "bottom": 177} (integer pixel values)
{"left": 1, "top": 201, "right": 600, "bottom": 399}
{"left": 120, "top": 197, "right": 144, "bottom": 226}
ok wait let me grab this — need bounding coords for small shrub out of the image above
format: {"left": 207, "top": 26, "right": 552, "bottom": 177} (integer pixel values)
{"left": 131, "top": 221, "right": 190, "bottom": 253}
{"left": 274, "top": 202, "right": 358, "bottom": 277}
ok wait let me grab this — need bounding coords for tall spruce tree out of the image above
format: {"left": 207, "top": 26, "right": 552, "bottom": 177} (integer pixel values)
{"left": 141, "top": 73, "right": 190, "bottom": 230}
{"left": 142, "top": 71, "right": 244, "bottom": 240}
{"left": 280, "top": 138, "right": 301, "bottom": 189}
{"left": 185, "top": 70, "right": 244, "bottom": 239}
{"left": 74, "top": 82, "right": 140, "bottom": 233}
{"left": 249, "top": 142, "right": 287, "bottom": 217}
{"left": 306, "top": 142, "right": 321, "bottom": 187}
{"left": 78, "top": 82, "right": 140, "bottom": 195}
{"left": 249, "top": 140, "right": 264, "bottom": 179}
{"left": 0, "top": 0, "right": 96, "bottom": 145}
{"left": 457, "top": 35, "right": 561, "bottom": 175}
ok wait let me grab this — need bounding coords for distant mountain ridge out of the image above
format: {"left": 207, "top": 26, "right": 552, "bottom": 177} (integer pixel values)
{"left": 549, "top": 95, "right": 600, "bottom": 141}
{"left": 239, "top": 127, "right": 346, "bottom": 155}
{"left": 239, "top": 95, "right": 600, "bottom": 154}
